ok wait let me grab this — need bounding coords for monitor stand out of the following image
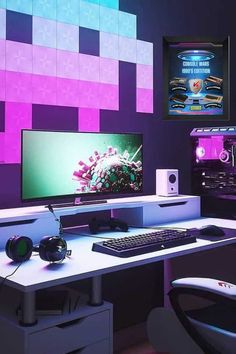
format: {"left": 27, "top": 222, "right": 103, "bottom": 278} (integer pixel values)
{"left": 46, "top": 198, "right": 107, "bottom": 209}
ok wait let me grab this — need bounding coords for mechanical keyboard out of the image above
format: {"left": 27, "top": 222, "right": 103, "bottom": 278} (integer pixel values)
{"left": 92, "top": 229, "right": 197, "bottom": 257}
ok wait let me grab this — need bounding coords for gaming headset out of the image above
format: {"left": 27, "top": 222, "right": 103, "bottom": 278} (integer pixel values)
{"left": 5, "top": 235, "right": 72, "bottom": 263}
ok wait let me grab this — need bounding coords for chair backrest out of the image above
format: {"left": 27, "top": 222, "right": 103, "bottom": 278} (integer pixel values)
{"left": 169, "top": 277, "right": 236, "bottom": 354}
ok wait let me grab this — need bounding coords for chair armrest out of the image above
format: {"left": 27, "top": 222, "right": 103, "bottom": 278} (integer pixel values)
{"left": 172, "top": 277, "right": 236, "bottom": 300}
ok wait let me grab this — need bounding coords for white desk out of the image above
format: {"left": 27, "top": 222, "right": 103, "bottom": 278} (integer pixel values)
{"left": 1, "top": 217, "right": 236, "bottom": 306}
{"left": 1, "top": 202, "right": 236, "bottom": 354}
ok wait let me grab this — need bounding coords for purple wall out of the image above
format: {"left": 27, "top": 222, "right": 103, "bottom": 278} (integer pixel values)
{"left": 0, "top": 0, "right": 235, "bottom": 209}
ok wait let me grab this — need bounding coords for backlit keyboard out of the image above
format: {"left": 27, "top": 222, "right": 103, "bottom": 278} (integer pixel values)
{"left": 92, "top": 229, "right": 196, "bottom": 257}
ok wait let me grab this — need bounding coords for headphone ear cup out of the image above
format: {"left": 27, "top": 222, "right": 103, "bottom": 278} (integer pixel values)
{"left": 5, "top": 236, "right": 33, "bottom": 262}
{"left": 39, "top": 236, "right": 68, "bottom": 262}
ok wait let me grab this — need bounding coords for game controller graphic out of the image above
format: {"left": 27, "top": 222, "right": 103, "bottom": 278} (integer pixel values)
{"left": 89, "top": 217, "right": 129, "bottom": 234}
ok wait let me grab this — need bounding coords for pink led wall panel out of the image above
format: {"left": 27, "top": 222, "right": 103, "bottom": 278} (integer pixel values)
{"left": 5, "top": 71, "right": 32, "bottom": 103}
{"left": 0, "top": 71, "right": 5, "bottom": 101}
{"left": 137, "top": 88, "right": 154, "bottom": 114}
{"left": 0, "top": 1, "right": 154, "bottom": 164}
{"left": 6, "top": 41, "right": 32, "bottom": 73}
{"left": 32, "top": 74, "right": 57, "bottom": 105}
{"left": 0, "top": 39, "right": 5, "bottom": 69}
{"left": 2, "top": 102, "right": 32, "bottom": 163}
{"left": 79, "top": 108, "right": 100, "bottom": 132}
{"left": 57, "top": 50, "right": 79, "bottom": 79}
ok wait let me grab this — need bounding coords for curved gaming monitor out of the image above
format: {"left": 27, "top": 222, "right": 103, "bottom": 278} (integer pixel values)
{"left": 21, "top": 130, "right": 143, "bottom": 204}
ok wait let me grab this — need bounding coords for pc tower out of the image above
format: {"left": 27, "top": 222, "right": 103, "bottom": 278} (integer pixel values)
{"left": 191, "top": 126, "right": 236, "bottom": 219}
{"left": 156, "top": 169, "right": 179, "bottom": 196}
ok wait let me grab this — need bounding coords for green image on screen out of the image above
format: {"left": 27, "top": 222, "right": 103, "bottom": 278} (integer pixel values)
{"left": 22, "top": 130, "right": 143, "bottom": 200}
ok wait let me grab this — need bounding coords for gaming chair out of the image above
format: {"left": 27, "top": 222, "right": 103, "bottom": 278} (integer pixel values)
{"left": 147, "top": 277, "right": 236, "bottom": 354}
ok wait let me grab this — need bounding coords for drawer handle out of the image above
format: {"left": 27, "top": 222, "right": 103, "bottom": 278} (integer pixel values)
{"left": 57, "top": 318, "right": 84, "bottom": 328}
{"left": 159, "top": 201, "right": 187, "bottom": 208}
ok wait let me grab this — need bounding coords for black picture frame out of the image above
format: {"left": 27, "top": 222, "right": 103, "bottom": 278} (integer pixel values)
{"left": 163, "top": 36, "right": 230, "bottom": 121}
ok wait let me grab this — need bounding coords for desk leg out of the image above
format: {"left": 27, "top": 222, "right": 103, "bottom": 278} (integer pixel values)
{"left": 90, "top": 275, "right": 103, "bottom": 306}
{"left": 164, "top": 259, "right": 174, "bottom": 308}
{"left": 20, "top": 291, "right": 37, "bottom": 326}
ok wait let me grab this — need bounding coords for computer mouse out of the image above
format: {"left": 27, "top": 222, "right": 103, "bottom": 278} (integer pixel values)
{"left": 199, "top": 225, "right": 225, "bottom": 237}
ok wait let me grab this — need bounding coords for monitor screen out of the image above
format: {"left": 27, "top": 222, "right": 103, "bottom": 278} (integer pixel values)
{"left": 21, "top": 130, "right": 143, "bottom": 201}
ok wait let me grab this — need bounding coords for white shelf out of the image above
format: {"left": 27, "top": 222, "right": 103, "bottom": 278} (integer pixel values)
{"left": 0, "top": 194, "right": 199, "bottom": 222}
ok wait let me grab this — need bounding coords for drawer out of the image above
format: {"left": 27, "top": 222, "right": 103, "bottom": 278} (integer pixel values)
{"left": 28, "top": 310, "right": 110, "bottom": 354}
{"left": 66, "top": 339, "right": 111, "bottom": 354}
{"left": 113, "top": 196, "right": 200, "bottom": 226}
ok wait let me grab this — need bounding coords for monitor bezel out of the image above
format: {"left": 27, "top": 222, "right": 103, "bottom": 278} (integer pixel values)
{"left": 163, "top": 36, "right": 230, "bottom": 122}
{"left": 21, "top": 129, "right": 144, "bottom": 202}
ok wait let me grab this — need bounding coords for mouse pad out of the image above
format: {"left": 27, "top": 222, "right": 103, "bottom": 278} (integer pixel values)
{"left": 197, "top": 227, "right": 236, "bottom": 242}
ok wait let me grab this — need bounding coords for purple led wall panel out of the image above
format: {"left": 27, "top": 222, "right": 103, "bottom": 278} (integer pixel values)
{"left": 79, "top": 54, "right": 100, "bottom": 82}
{"left": 0, "top": 70, "right": 5, "bottom": 101}
{"left": 0, "top": 132, "right": 4, "bottom": 162}
{"left": 57, "top": 49, "right": 79, "bottom": 79}
{"left": 0, "top": 39, "right": 5, "bottom": 69}
{"left": 4, "top": 102, "right": 32, "bottom": 163}
{"left": 6, "top": 71, "right": 32, "bottom": 103}
{"left": 137, "top": 88, "right": 154, "bottom": 113}
{"left": 100, "top": 83, "right": 119, "bottom": 110}
{"left": 79, "top": 108, "right": 100, "bottom": 132}
{"left": 57, "top": 77, "right": 79, "bottom": 107}
{"left": 137, "top": 64, "right": 153, "bottom": 89}
{"left": 100, "top": 58, "right": 118, "bottom": 84}
{"left": 32, "top": 74, "right": 57, "bottom": 105}
{"left": 33, "top": 45, "right": 56, "bottom": 76}
{"left": 78, "top": 81, "right": 100, "bottom": 108}
{"left": 0, "top": 1, "right": 154, "bottom": 164}
{"left": 6, "top": 41, "right": 32, "bottom": 73}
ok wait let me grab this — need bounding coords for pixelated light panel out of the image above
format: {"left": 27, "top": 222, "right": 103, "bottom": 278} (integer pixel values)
{"left": 0, "top": 0, "right": 154, "bottom": 164}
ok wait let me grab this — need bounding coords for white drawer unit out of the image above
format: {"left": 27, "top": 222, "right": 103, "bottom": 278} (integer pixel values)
{"left": 28, "top": 311, "right": 111, "bottom": 354}
{"left": 0, "top": 288, "right": 113, "bottom": 354}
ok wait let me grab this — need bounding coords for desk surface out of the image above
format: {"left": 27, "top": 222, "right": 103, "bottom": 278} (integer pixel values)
{"left": 0, "top": 217, "right": 236, "bottom": 292}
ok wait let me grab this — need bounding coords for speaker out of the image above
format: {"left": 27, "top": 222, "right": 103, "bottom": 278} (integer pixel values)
{"left": 156, "top": 169, "right": 179, "bottom": 196}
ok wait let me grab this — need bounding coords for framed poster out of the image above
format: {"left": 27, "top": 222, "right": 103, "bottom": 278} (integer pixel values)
{"left": 163, "top": 36, "right": 230, "bottom": 121}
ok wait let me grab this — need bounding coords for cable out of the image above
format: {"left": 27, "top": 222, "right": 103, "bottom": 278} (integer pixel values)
{"left": 0, "top": 262, "right": 23, "bottom": 293}
{"left": 47, "top": 204, "right": 64, "bottom": 235}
